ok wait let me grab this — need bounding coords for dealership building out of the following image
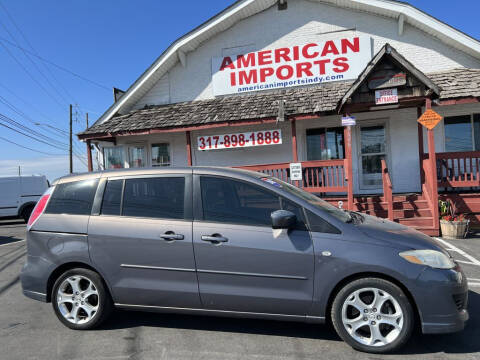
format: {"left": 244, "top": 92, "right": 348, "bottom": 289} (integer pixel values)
{"left": 79, "top": 0, "right": 480, "bottom": 235}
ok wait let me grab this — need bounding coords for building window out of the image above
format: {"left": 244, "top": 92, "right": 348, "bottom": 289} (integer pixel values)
{"left": 104, "top": 147, "right": 125, "bottom": 169}
{"left": 128, "top": 145, "right": 146, "bottom": 168}
{"left": 306, "top": 127, "right": 344, "bottom": 160}
{"left": 444, "top": 114, "right": 480, "bottom": 152}
{"left": 151, "top": 143, "right": 170, "bottom": 167}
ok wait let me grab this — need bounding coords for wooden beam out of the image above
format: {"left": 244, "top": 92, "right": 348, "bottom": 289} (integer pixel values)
{"left": 86, "top": 139, "right": 93, "bottom": 172}
{"left": 425, "top": 98, "right": 439, "bottom": 228}
{"left": 438, "top": 97, "right": 480, "bottom": 106}
{"left": 343, "top": 124, "right": 354, "bottom": 211}
{"left": 186, "top": 131, "right": 192, "bottom": 166}
{"left": 417, "top": 106, "right": 424, "bottom": 183}
{"left": 291, "top": 119, "right": 298, "bottom": 162}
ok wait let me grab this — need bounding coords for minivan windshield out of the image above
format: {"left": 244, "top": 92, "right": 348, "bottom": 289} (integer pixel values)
{"left": 259, "top": 176, "right": 352, "bottom": 223}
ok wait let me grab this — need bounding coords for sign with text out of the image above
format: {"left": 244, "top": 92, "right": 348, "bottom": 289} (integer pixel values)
{"left": 341, "top": 116, "right": 356, "bottom": 126}
{"left": 417, "top": 109, "right": 443, "bottom": 130}
{"left": 368, "top": 71, "right": 406, "bottom": 89}
{"left": 290, "top": 163, "right": 303, "bottom": 181}
{"left": 212, "top": 36, "right": 372, "bottom": 96}
{"left": 375, "top": 88, "right": 398, "bottom": 105}
{"left": 197, "top": 129, "right": 282, "bottom": 151}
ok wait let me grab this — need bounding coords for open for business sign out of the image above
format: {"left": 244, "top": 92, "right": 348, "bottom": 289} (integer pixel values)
{"left": 211, "top": 36, "right": 371, "bottom": 96}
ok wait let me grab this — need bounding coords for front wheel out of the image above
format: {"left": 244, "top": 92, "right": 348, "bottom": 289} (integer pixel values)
{"left": 52, "top": 268, "right": 112, "bottom": 330}
{"left": 331, "top": 278, "right": 414, "bottom": 353}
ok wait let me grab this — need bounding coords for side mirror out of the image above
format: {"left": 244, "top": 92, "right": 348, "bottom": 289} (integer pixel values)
{"left": 271, "top": 210, "right": 296, "bottom": 229}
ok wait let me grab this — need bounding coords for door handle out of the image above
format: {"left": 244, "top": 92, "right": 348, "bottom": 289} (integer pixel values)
{"left": 201, "top": 234, "right": 228, "bottom": 244}
{"left": 160, "top": 232, "right": 184, "bottom": 241}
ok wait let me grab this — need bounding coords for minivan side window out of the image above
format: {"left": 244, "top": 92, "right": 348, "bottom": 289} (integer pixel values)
{"left": 46, "top": 179, "right": 99, "bottom": 215}
{"left": 101, "top": 179, "right": 123, "bottom": 216}
{"left": 201, "top": 176, "right": 286, "bottom": 226}
{"left": 122, "top": 177, "right": 185, "bottom": 219}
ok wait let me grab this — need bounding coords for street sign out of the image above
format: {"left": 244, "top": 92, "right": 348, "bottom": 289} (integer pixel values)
{"left": 417, "top": 109, "right": 443, "bottom": 130}
{"left": 290, "top": 163, "right": 303, "bottom": 181}
{"left": 341, "top": 116, "right": 356, "bottom": 126}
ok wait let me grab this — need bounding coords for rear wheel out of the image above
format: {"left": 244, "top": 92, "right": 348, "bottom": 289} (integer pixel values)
{"left": 52, "top": 268, "right": 112, "bottom": 330}
{"left": 21, "top": 205, "right": 34, "bottom": 223}
{"left": 331, "top": 278, "right": 414, "bottom": 353}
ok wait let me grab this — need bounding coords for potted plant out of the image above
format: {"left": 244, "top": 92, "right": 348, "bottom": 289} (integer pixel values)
{"left": 439, "top": 199, "right": 469, "bottom": 239}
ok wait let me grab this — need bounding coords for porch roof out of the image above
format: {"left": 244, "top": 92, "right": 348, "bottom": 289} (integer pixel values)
{"left": 78, "top": 67, "right": 480, "bottom": 140}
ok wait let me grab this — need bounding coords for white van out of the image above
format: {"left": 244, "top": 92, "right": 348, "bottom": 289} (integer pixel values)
{"left": 0, "top": 175, "right": 49, "bottom": 221}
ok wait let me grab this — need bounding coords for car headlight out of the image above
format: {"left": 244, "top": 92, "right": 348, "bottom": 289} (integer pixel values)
{"left": 399, "top": 249, "right": 455, "bottom": 269}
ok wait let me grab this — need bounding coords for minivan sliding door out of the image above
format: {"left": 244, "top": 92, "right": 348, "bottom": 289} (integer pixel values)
{"left": 88, "top": 173, "right": 201, "bottom": 308}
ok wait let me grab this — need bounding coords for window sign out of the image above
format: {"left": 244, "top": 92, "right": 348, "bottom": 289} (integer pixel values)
{"left": 197, "top": 129, "right": 282, "bottom": 151}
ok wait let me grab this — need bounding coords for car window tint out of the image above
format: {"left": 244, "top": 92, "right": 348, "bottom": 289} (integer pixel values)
{"left": 46, "top": 179, "right": 99, "bottom": 215}
{"left": 122, "top": 177, "right": 184, "bottom": 219}
{"left": 306, "top": 209, "right": 341, "bottom": 234}
{"left": 281, "top": 198, "right": 307, "bottom": 230}
{"left": 201, "top": 176, "right": 280, "bottom": 226}
{"left": 101, "top": 180, "right": 123, "bottom": 216}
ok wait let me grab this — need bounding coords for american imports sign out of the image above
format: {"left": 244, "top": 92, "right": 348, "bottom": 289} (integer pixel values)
{"left": 211, "top": 36, "right": 372, "bottom": 96}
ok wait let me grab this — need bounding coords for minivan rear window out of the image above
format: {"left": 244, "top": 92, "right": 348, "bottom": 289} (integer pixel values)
{"left": 122, "top": 177, "right": 185, "bottom": 219}
{"left": 46, "top": 179, "right": 99, "bottom": 215}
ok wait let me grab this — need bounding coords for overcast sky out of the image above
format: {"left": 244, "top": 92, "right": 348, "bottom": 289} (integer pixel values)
{"left": 0, "top": 0, "right": 478, "bottom": 181}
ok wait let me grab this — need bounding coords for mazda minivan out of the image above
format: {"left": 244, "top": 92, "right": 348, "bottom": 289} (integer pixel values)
{"left": 21, "top": 167, "right": 468, "bottom": 353}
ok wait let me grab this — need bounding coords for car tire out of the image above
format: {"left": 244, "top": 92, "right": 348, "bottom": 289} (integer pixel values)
{"left": 52, "top": 268, "right": 113, "bottom": 330}
{"left": 331, "top": 277, "right": 414, "bottom": 353}
{"left": 21, "top": 205, "right": 34, "bottom": 223}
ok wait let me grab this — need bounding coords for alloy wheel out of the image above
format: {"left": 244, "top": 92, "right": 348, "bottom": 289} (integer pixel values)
{"left": 341, "top": 287, "right": 404, "bottom": 347}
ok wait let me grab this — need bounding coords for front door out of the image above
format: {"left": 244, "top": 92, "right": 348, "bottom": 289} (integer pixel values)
{"left": 358, "top": 124, "right": 388, "bottom": 189}
{"left": 192, "top": 174, "right": 314, "bottom": 316}
{"left": 88, "top": 174, "right": 201, "bottom": 308}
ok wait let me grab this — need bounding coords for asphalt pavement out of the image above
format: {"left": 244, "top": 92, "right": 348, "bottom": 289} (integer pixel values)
{"left": 1, "top": 218, "right": 480, "bottom": 360}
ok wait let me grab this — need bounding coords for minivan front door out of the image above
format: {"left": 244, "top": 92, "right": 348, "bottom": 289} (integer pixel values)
{"left": 192, "top": 175, "right": 314, "bottom": 316}
{"left": 88, "top": 174, "right": 201, "bottom": 308}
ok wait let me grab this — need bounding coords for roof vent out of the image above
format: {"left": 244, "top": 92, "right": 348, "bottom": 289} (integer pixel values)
{"left": 278, "top": 0, "right": 287, "bottom": 11}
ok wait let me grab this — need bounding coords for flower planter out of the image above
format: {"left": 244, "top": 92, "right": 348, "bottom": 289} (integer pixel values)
{"left": 440, "top": 219, "right": 469, "bottom": 239}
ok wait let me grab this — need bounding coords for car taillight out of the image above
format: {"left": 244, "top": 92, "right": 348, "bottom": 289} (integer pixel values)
{"left": 27, "top": 193, "right": 50, "bottom": 228}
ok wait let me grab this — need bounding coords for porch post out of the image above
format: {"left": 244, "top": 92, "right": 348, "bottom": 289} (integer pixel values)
{"left": 291, "top": 119, "right": 298, "bottom": 162}
{"left": 417, "top": 107, "right": 424, "bottom": 183}
{"left": 343, "top": 124, "right": 354, "bottom": 211}
{"left": 86, "top": 140, "right": 93, "bottom": 172}
{"left": 425, "top": 98, "right": 439, "bottom": 226}
{"left": 186, "top": 131, "right": 192, "bottom": 166}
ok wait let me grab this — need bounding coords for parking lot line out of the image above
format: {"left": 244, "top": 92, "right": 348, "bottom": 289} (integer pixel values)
{"left": 0, "top": 240, "right": 25, "bottom": 247}
{"left": 434, "top": 237, "right": 480, "bottom": 266}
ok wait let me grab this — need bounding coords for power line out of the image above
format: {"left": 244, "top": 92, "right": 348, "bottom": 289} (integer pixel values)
{"left": 0, "top": 120, "right": 68, "bottom": 150}
{"left": 0, "top": 35, "right": 111, "bottom": 92}
{"left": 0, "top": 135, "right": 64, "bottom": 155}
{"left": 0, "top": 1, "right": 79, "bottom": 104}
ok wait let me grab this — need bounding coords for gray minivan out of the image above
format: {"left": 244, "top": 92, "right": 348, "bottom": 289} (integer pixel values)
{"left": 21, "top": 167, "right": 468, "bottom": 353}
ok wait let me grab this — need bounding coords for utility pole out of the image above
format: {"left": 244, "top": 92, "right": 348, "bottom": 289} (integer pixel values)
{"left": 69, "top": 104, "right": 73, "bottom": 173}
{"left": 86, "top": 113, "right": 93, "bottom": 172}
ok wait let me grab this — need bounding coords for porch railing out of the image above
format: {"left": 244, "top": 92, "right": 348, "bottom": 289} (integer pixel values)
{"left": 381, "top": 159, "right": 394, "bottom": 220}
{"left": 237, "top": 159, "right": 347, "bottom": 193}
{"left": 436, "top": 151, "right": 480, "bottom": 188}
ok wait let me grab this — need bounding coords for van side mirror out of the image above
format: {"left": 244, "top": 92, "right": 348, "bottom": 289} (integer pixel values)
{"left": 271, "top": 210, "right": 296, "bottom": 229}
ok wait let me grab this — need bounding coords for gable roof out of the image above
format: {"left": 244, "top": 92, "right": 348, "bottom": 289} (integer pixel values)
{"left": 338, "top": 43, "right": 441, "bottom": 112}
{"left": 93, "top": 0, "right": 480, "bottom": 128}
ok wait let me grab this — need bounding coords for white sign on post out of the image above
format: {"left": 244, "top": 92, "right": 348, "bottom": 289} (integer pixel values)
{"left": 375, "top": 88, "right": 398, "bottom": 105}
{"left": 341, "top": 116, "right": 356, "bottom": 126}
{"left": 290, "top": 163, "right": 303, "bottom": 181}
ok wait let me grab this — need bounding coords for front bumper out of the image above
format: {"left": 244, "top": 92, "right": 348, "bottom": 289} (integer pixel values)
{"left": 20, "top": 255, "right": 55, "bottom": 303}
{"left": 414, "top": 265, "right": 469, "bottom": 334}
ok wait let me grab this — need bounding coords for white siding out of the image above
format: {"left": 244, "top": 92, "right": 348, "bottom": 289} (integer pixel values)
{"left": 132, "top": 0, "right": 480, "bottom": 108}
